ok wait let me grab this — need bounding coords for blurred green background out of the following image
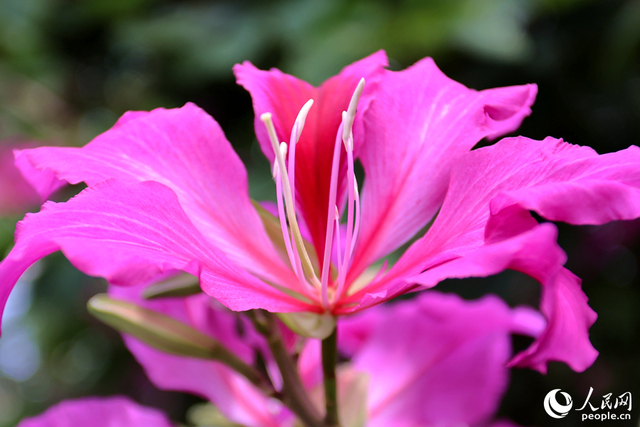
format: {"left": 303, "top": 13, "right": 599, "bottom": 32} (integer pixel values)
{"left": 0, "top": 0, "right": 639, "bottom": 426}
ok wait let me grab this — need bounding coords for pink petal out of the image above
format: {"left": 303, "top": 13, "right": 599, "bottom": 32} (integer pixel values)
{"left": 342, "top": 222, "right": 566, "bottom": 314}
{"left": 350, "top": 57, "right": 537, "bottom": 278}
{"left": 341, "top": 292, "right": 544, "bottom": 427}
{"left": 508, "top": 268, "right": 598, "bottom": 373}
{"left": 484, "top": 139, "right": 640, "bottom": 228}
{"left": 297, "top": 338, "right": 322, "bottom": 392}
{"left": 334, "top": 308, "right": 387, "bottom": 358}
{"left": 0, "top": 180, "right": 311, "bottom": 334}
{"left": 399, "top": 136, "right": 640, "bottom": 278}
{"left": 17, "top": 396, "right": 175, "bottom": 427}
{"left": 109, "top": 285, "right": 292, "bottom": 427}
{"left": 351, "top": 135, "right": 640, "bottom": 371}
{"left": 18, "top": 103, "right": 295, "bottom": 288}
{"left": 234, "top": 51, "right": 388, "bottom": 261}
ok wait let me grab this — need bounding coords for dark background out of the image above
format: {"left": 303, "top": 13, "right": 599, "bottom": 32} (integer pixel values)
{"left": 0, "top": 0, "right": 638, "bottom": 426}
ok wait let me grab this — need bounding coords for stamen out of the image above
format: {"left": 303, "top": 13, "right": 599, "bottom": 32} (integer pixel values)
{"left": 337, "top": 84, "right": 365, "bottom": 301}
{"left": 274, "top": 163, "right": 301, "bottom": 279}
{"left": 321, "top": 79, "right": 366, "bottom": 307}
{"left": 342, "top": 78, "right": 365, "bottom": 144}
{"left": 293, "top": 100, "right": 314, "bottom": 142}
{"left": 287, "top": 100, "right": 313, "bottom": 275}
{"left": 336, "top": 142, "right": 354, "bottom": 300}
{"left": 345, "top": 139, "right": 357, "bottom": 259}
{"left": 320, "top": 123, "right": 344, "bottom": 308}
{"left": 351, "top": 178, "right": 361, "bottom": 256}
{"left": 288, "top": 100, "right": 314, "bottom": 191}
{"left": 334, "top": 205, "right": 342, "bottom": 272}
{"left": 274, "top": 143, "right": 305, "bottom": 284}
{"left": 262, "top": 79, "right": 365, "bottom": 309}
{"left": 261, "top": 111, "right": 321, "bottom": 294}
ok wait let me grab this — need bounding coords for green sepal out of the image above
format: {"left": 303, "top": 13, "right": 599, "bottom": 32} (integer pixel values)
{"left": 277, "top": 311, "right": 336, "bottom": 340}
{"left": 87, "top": 293, "right": 220, "bottom": 359}
{"left": 142, "top": 273, "right": 201, "bottom": 299}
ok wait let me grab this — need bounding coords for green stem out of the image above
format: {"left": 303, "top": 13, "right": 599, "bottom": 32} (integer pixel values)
{"left": 249, "top": 310, "right": 324, "bottom": 427}
{"left": 322, "top": 328, "right": 339, "bottom": 427}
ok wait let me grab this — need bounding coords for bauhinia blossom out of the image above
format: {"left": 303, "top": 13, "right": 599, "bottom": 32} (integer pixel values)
{"left": 2, "top": 51, "right": 640, "bottom": 373}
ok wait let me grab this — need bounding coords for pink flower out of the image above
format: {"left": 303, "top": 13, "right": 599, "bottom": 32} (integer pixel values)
{"left": 16, "top": 396, "right": 176, "bottom": 427}
{"left": 2, "top": 51, "right": 639, "bottom": 372}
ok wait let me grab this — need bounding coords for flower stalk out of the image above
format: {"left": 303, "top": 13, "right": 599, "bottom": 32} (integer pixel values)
{"left": 322, "top": 327, "right": 339, "bottom": 427}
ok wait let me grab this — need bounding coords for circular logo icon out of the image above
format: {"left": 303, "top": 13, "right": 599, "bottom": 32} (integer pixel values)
{"left": 544, "top": 389, "right": 573, "bottom": 419}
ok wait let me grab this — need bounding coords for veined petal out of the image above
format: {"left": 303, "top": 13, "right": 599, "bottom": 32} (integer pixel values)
{"left": 351, "top": 57, "right": 537, "bottom": 278}
{"left": 109, "top": 285, "right": 292, "bottom": 427}
{"left": 430, "top": 136, "right": 640, "bottom": 256}
{"left": 17, "top": 103, "right": 295, "bottom": 288}
{"left": 0, "top": 180, "right": 311, "bottom": 334}
{"left": 385, "top": 136, "right": 640, "bottom": 282}
{"left": 341, "top": 223, "right": 566, "bottom": 314}
{"left": 485, "top": 139, "right": 640, "bottom": 228}
{"left": 340, "top": 293, "right": 543, "bottom": 427}
{"left": 17, "top": 396, "right": 175, "bottom": 427}
{"left": 350, "top": 136, "right": 640, "bottom": 370}
{"left": 234, "top": 51, "right": 388, "bottom": 261}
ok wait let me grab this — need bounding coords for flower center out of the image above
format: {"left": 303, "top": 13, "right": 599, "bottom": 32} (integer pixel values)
{"left": 260, "top": 79, "right": 364, "bottom": 309}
